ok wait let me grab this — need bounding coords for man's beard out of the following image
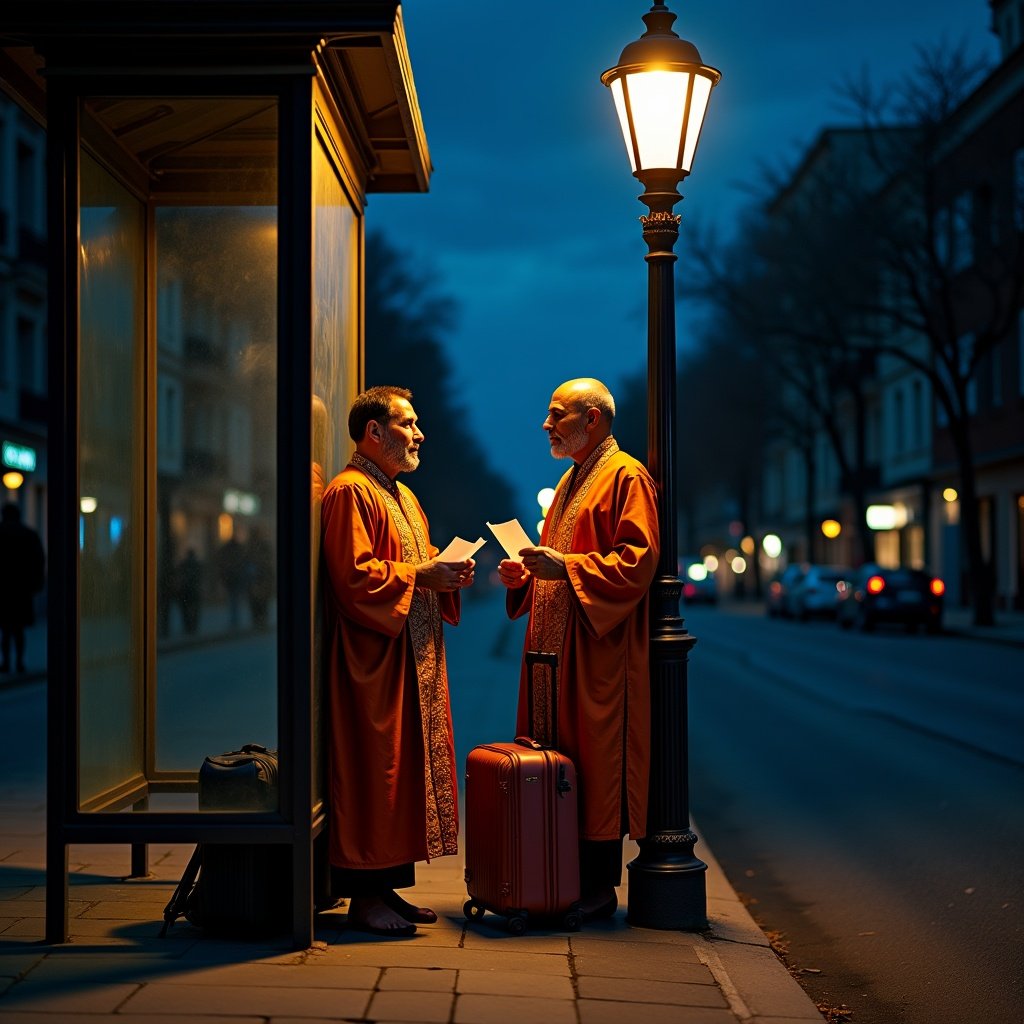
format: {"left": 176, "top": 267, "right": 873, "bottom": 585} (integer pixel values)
{"left": 549, "top": 420, "right": 587, "bottom": 460}
{"left": 382, "top": 432, "right": 419, "bottom": 472}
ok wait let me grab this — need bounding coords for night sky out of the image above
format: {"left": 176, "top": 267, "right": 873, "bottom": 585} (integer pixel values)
{"left": 369, "top": 1, "right": 998, "bottom": 524}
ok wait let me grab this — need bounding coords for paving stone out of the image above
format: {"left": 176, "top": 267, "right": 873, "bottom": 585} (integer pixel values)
{"left": 0, "top": 1016, "right": 265, "bottom": 1024}
{"left": 0, "top": 979, "right": 140, "bottom": 1012}
{"left": 571, "top": 936, "right": 703, "bottom": 963}
{"left": 462, "top": 929, "right": 571, "bottom": 953}
{"left": 307, "top": 944, "right": 570, "bottom": 975}
{"left": 703, "top": 943, "right": 824, "bottom": 1021}
{"left": 79, "top": 901, "right": 171, "bottom": 920}
{"left": 120, "top": 981, "right": 371, "bottom": 1017}
{"left": 577, "top": 975, "right": 729, "bottom": 1008}
{"left": 378, "top": 966, "right": 456, "bottom": 991}
{"left": 455, "top": 968, "right": 574, "bottom": 998}
{"left": 143, "top": 962, "right": 381, "bottom": 989}
{"left": 0, "top": 954, "right": 42, "bottom": 978}
{"left": 367, "top": 989, "right": 454, "bottom": 1022}
{"left": 574, "top": 952, "right": 715, "bottom": 985}
{"left": 0, "top": 919, "right": 43, "bottom": 940}
{"left": 578, "top": 998, "right": 738, "bottom": 1024}
{"left": 572, "top": 922, "right": 710, "bottom": 946}
{"left": 454, "top": 992, "right": 577, "bottom": 1024}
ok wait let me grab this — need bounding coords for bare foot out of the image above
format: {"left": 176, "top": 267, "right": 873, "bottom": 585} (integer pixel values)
{"left": 382, "top": 890, "right": 438, "bottom": 924}
{"left": 347, "top": 896, "right": 417, "bottom": 936}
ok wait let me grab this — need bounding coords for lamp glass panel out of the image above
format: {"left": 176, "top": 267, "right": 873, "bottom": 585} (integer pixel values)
{"left": 625, "top": 69, "right": 688, "bottom": 170}
{"left": 610, "top": 79, "right": 637, "bottom": 172}
{"left": 681, "top": 74, "right": 713, "bottom": 172}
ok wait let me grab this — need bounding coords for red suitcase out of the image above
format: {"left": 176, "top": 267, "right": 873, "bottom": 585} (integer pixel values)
{"left": 463, "top": 651, "right": 582, "bottom": 934}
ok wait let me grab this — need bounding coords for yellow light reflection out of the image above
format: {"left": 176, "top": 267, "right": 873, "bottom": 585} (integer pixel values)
{"left": 821, "top": 519, "right": 842, "bottom": 539}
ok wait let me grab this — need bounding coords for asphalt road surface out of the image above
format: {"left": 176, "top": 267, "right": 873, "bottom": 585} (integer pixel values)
{"left": 684, "top": 603, "right": 1024, "bottom": 1024}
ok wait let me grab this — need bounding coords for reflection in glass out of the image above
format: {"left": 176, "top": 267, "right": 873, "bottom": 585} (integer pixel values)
{"left": 154, "top": 206, "right": 279, "bottom": 781}
{"left": 312, "top": 131, "right": 359, "bottom": 807}
{"left": 79, "top": 153, "right": 145, "bottom": 809}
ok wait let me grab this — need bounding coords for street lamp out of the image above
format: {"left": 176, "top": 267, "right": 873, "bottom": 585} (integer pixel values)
{"left": 601, "top": 1, "right": 720, "bottom": 930}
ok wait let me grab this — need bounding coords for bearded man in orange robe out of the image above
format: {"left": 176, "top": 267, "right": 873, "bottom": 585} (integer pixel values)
{"left": 498, "top": 378, "right": 659, "bottom": 921}
{"left": 321, "top": 385, "right": 475, "bottom": 936}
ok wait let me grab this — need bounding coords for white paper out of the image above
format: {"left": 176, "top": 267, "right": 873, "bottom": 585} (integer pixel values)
{"left": 436, "top": 535, "right": 487, "bottom": 562}
{"left": 486, "top": 519, "right": 536, "bottom": 562}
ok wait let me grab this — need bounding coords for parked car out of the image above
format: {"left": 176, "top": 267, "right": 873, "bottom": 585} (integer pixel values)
{"left": 765, "top": 563, "right": 807, "bottom": 618}
{"left": 680, "top": 557, "right": 718, "bottom": 605}
{"left": 836, "top": 564, "right": 945, "bottom": 633}
{"left": 788, "top": 564, "right": 851, "bottom": 621}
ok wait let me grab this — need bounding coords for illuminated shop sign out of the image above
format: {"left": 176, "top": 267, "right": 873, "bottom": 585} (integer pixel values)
{"left": 2, "top": 441, "right": 37, "bottom": 472}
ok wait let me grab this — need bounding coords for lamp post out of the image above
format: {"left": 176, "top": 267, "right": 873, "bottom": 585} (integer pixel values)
{"left": 601, "top": 1, "right": 720, "bottom": 930}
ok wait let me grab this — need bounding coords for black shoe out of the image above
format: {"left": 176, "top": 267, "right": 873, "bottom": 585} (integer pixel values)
{"left": 581, "top": 895, "right": 618, "bottom": 922}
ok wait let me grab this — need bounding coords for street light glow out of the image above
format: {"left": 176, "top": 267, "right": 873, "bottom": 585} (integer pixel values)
{"left": 762, "top": 534, "right": 782, "bottom": 558}
{"left": 943, "top": 487, "right": 958, "bottom": 502}
{"left": 821, "top": 519, "right": 842, "bottom": 538}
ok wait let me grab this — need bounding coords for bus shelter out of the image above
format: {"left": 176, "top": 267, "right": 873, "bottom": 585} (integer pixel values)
{"left": 0, "top": 0, "right": 431, "bottom": 950}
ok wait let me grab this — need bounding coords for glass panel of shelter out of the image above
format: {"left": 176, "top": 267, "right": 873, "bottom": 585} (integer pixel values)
{"left": 78, "top": 96, "right": 279, "bottom": 812}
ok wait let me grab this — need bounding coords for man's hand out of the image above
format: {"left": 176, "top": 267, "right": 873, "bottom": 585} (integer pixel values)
{"left": 416, "top": 558, "right": 475, "bottom": 592}
{"left": 497, "top": 558, "right": 530, "bottom": 589}
{"left": 518, "top": 546, "right": 567, "bottom": 581}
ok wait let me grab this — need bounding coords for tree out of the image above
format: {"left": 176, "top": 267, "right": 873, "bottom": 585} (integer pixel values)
{"left": 363, "top": 230, "right": 517, "bottom": 582}
{"left": 833, "top": 42, "right": 1014, "bottom": 625}
{"left": 688, "top": 40, "right": 1015, "bottom": 626}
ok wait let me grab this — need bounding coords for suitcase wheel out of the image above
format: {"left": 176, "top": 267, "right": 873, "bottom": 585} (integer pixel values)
{"left": 563, "top": 909, "right": 582, "bottom": 932}
{"left": 463, "top": 899, "right": 485, "bottom": 922}
{"left": 506, "top": 914, "right": 527, "bottom": 935}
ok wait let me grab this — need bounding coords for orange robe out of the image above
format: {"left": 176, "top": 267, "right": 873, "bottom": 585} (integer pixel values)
{"left": 508, "top": 440, "right": 659, "bottom": 841}
{"left": 321, "top": 457, "right": 459, "bottom": 870}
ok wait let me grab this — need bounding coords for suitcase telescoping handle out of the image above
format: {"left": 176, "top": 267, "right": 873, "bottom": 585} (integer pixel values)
{"left": 520, "top": 649, "right": 559, "bottom": 749}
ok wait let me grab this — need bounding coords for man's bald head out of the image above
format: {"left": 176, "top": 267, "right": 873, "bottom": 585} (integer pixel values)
{"left": 552, "top": 378, "right": 616, "bottom": 425}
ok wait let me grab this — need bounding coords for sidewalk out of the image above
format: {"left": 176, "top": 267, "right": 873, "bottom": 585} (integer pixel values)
{"left": 0, "top": 802, "right": 825, "bottom": 1024}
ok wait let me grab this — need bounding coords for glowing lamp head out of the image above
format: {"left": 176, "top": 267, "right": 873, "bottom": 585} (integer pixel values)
{"left": 601, "top": 2, "right": 721, "bottom": 182}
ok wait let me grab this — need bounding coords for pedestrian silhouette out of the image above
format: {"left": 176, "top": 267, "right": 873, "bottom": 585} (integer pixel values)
{"left": 174, "top": 548, "right": 203, "bottom": 635}
{"left": 244, "top": 528, "right": 274, "bottom": 631}
{"left": 216, "top": 536, "right": 247, "bottom": 630}
{"left": 0, "top": 503, "right": 45, "bottom": 674}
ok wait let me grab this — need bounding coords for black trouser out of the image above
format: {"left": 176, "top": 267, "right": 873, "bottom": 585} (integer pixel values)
{"left": 330, "top": 862, "right": 415, "bottom": 898}
{"left": 579, "top": 839, "right": 622, "bottom": 897}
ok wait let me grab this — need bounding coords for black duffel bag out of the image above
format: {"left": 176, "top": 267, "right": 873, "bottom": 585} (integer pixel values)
{"left": 161, "top": 744, "right": 290, "bottom": 938}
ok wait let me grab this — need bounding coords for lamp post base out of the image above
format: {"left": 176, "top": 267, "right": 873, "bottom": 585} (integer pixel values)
{"left": 626, "top": 836, "right": 708, "bottom": 930}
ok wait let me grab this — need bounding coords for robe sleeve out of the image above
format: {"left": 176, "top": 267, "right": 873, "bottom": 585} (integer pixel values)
{"left": 564, "top": 468, "right": 660, "bottom": 639}
{"left": 321, "top": 480, "right": 417, "bottom": 638}
{"left": 506, "top": 578, "right": 534, "bottom": 621}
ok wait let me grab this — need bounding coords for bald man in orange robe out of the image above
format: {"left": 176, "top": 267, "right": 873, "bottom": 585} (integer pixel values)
{"left": 321, "top": 385, "right": 474, "bottom": 936}
{"left": 498, "top": 378, "right": 659, "bottom": 921}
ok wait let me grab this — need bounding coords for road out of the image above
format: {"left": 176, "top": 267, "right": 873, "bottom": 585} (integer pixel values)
{"left": 684, "top": 603, "right": 1024, "bottom": 1024}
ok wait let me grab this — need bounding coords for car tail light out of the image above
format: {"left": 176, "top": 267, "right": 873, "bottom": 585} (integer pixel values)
{"left": 930, "top": 578, "right": 945, "bottom": 596}
{"left": 867, "top": 575, "right": 885, "bottom": 594}
{"left": 684, "top": 583, "right": 696, "bottom": 598}
{"left": 769, "top": 581, "right": 781, "bottom": 595}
